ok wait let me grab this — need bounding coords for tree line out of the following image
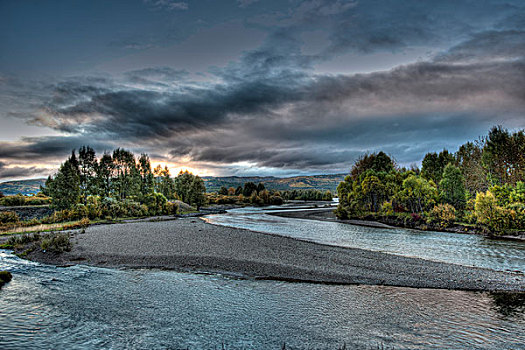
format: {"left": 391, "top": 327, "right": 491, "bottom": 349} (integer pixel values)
{"left": 336, "top": 126, "right": 525, "bottom": 234}
{"left": 43, "top": 146, "right": 206, "bottom": 215}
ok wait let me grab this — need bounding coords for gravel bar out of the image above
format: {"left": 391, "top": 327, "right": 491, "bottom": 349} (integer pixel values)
{"left": 25, "top": 217, "right": 525, "bottom": 291}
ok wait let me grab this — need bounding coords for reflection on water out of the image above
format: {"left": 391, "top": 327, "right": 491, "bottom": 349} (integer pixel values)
{"left": 489, "top": 292, "right": 525, "bottom": 317}
{"left": 204, "top": 206, "right": 525, "bottom": 273}
{"left": 1, "top": 250, "right": 524, "bottom": 349}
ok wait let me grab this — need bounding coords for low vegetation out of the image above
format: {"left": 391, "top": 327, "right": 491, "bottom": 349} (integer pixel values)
{"left": 1, "top": 232, "right": 72, "bottom": 255}
{"left": 0, "top": 193, "right": 51, "bottom": 206}
{"left": 336, "top": 126, "right": 525, "bottom": 235}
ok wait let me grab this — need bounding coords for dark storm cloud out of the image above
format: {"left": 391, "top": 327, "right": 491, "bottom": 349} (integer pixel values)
{"left": 0, "top": 136, "right": 113, "bottom": 161}
{"left": 16, "top": 55, "right": 525, "bottom": 173}
{"left": 0, "top": 161, "right": 48, "bottom": 179}
{"left": 2, "top": 0, "right": 525, "bottom": 178}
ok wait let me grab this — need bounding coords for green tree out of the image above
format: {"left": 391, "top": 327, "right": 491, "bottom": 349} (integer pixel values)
{"left": 399, "top": 175, "right": 437, "bottom": 213}
{"left": 112, "top": 148, "right": 139, "bottom": 200}
{"left": 439, "top": 163, "right": 466, "bottom": 209}
{"left": 96, "top": 153, "right": 114, "bottom": 198}
{"left": 47, "top": 154, "right": 81, "bottom": 209}
{"left": 137, "top": 154, "right": 155, "bottom": 197}
{"left": 218, "top": 186, "right": 228, "bottom": 195}
{"left": 243, "top": 182, "right": 257, "bottom": 197}
{"left": 235, "top": 186, "right": 243, "bottom": 195}
{"left": 361, "top": 174, "right": 385, "bottom": 212}
{"left": 78, "top": 146, "right": 98, "bottom": 199}
{"left": 455, "top": 140, "right": 488, "bottom": 195}
{"left": 421, "top": 150, "right": 454, "bottom": 184}
{"left": 154, "top": 165, "right": 175, "bottom": 199}
{"left": 189, "top": 176, "right": 206, "bottom": 209}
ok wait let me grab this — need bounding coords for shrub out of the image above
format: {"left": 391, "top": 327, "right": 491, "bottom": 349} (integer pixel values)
{"left": 86, "top": 195, "right": 103, "bottom": 219}
{"left": 63, "top": 217, "right": 90, "bottom": 230}
{"left": 474, "top": 191, "right": 514, "bottom": 234}
{"left": 428, "top": 204, "right": 456, "bottom": 227}
{"left": 40, "top": 233, "right": 72, "bottom": 253}
{"left": 143, "top": 192, "right": 168, "bottom": 216}
{"left": 380, "top": 201, "right": 394, "bottom": 216}
{"left": 0, "top": 195, "right": 26, "bottom": 206}
{"left": 0, "top": 211, "right": 20, "bottom": 224}
{"left": 334, "top": 206, "right": 349, "bottom": 219}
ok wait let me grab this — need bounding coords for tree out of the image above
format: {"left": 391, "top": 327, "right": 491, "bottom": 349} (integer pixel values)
{"left": 322, "top": 190, "right": 333, "bottom": 201}
{"left": 482, "top": 126, "right": 525, "bottom": 186}
{"left": 455, "top": 140, "right": 488, "bottom": 195}
{"left": 399, "top": 175, "right": 438, "bottom": 213}
{"left": 351, "top": 152, "right": 394, "bottom": 179}
{"left": 256, "top": 183, "right": 266, "bottom": 194}
{"left": 112, "top": 148, "right": 139, "bottom": 200}
{"left": 243, "top": 182, "right": 257, "bottom": 197}
{"left": 137, "top": 154, "right": 155, "bottom": 197}
{"left": 421, "top": 150, "right": 454, "bottom": 184}
{"left": 218, "top": 186, "right": 228, "bottom": 195}
{"left": 78, "top": 146, "right": 98, "bottom": 199}
{"left": 154, "top": 165, "right": 175, "bottom": 199}
{"left": 189, "top": 176, "right": 206, "bottom": 209}
{"left": 47, "top": 154, "right": 81, "bottom": 209}
{"left": 361, "top": 175, "right": 385, "bottom": 212}
{"left": 439, "top": 163, "right": 466, "bottom": 210}
{"left": 235, "top": 186, "right": 243, "bottom": 195}
{"left": 97, "top": 153, "right": 114, "bottom": 198}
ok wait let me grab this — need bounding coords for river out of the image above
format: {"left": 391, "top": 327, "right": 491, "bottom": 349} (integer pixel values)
{"left": 1, "top": 205, "right": 524, "bottom": 349}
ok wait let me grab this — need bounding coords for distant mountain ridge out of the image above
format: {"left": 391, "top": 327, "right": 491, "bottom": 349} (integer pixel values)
{"left": 0, "top": 174, "right": 346, "bottom": 196}
{"left": 202, "top": 174, "right": 346, "bottom": 192}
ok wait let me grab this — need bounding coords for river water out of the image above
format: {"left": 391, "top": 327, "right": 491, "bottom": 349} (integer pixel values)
{"left": 1, "top": 205, "right": 524, "bottom": 349}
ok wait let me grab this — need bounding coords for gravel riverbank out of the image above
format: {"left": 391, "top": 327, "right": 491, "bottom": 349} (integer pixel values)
{"left": 17, "top": 217, "right": 525, "bottom": 291}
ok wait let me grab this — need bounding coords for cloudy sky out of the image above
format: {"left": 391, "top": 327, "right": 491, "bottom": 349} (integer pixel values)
{"left": 1, "top": 0, "right": 524, "bottom": 180}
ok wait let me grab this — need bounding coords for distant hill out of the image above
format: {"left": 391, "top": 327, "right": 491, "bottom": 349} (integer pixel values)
{"left": 202, "top": 174, "right": 346, "bottom": 193}
{"left": 0, "top": 179, "right": 46, "bottom": 196}
{"left": 0, "top": 174, "right": 346, "bottom": 196}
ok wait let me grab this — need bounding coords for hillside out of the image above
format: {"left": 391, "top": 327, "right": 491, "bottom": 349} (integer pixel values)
{"left": 0, "top": 179, "right": 46, "bottom": 196}
{"left": 0, "top": 174, "right": 346, "bottom": 196}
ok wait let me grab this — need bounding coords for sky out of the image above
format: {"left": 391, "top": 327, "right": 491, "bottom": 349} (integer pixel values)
{"left": 1, "top": 0, "right": 524, "bottom": 180}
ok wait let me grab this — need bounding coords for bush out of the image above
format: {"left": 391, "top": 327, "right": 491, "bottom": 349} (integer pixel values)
{"left": 42, "top": 209, "right": 74, "bottom": 224}
{"left": 0, "top": 195, "right": 26, "bottom": 206}
{"left": 143, "top": 192, "right": 168, "bottom": 216}
{"left": 0, "top": 211, "right": 20, "bottom": 224}
{"left": 380, "top": 201, "right": 394, "bottom": 216}
{"left": 334, "top": 206, "right": 349, "bottom": 219}
{"left": 40, "top": 233, "right": 72, "bottom": 253}
{"left": 86, "top": 195, "right": 103, "bottom": 219}
{"left": 63, "top": 217, "right": 90, "bottom": 230}
{"left": 25, "top": 196, "right": 51, "bottom": 205}
{"left": 474, "top": 191, "right": 515, "bottom": 234}
{"left": 428, "top": 204, "right": 456, "bottom": 228}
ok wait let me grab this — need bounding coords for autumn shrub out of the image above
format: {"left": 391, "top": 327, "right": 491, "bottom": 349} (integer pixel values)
{"left": 428, "top": 204, "right": 456, "bottom": 227}
{"left": 474, "top": 191, "right": 515, "bottom": 234}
